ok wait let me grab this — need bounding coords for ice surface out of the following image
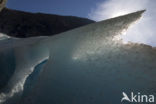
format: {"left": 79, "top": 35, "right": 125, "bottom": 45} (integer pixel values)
{"left": 1, "top": 10, "right": 155, "bottom": 104}
{"left": 0, "top": 37, "right": 49, "bottom": 103}
{"left": 0, "top": 33, "right": 10, "bottom": 40}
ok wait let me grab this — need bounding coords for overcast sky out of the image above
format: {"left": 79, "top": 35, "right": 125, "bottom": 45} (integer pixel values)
{"left": 6, "top": 0, "right": 156, "bottom": 46}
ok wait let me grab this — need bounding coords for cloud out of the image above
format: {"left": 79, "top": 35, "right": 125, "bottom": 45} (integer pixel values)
{"left": 89, "top": 0, "right": 156, "bottom": 46}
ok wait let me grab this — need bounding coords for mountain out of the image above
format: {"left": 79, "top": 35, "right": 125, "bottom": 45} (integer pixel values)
{"left": 0, "top": 8, "right": 95, "bottom": 38}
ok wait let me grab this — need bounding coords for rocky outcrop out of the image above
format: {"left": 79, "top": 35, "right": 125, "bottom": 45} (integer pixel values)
{"left": 0, "top": 0, "right": 7, "bottom": 12}
{"left": 0, "top": 8, "right": 95, "bottom": 38}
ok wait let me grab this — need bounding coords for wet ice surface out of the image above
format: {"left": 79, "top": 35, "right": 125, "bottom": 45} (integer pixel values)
{"left": 1, "top": 10, "right": 156, "bottom": 104}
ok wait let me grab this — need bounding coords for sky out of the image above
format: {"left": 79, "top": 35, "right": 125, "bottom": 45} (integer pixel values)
{"left": 6, "top": 0, "right": 104, "bottom": 18}
{"left": 89, "top": 0, "right": 156, "bottom": 46}
{"left": 6, "top": 0, "right": 156, "bottom": 46}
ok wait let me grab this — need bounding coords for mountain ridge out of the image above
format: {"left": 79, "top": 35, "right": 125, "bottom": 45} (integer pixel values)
{"left": 0, "top": 8, "right": 95, "bottom": 38}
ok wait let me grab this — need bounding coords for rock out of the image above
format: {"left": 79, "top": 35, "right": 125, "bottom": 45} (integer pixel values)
{"left": 0, "top": 0, "right": 7, "bottom": 12}
{"left": 0, "top": 8, "right": 95, "bottom": 38}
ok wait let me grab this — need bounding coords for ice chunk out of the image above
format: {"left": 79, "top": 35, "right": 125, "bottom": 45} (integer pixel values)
{"left": 1, "top": 10, "right": 154, "bottom": 104}
{"left": 0, "top": 37, "right": 49, "bottom": 103}
{"left": 18, "top": 10, "right": 156, "bottom": 104}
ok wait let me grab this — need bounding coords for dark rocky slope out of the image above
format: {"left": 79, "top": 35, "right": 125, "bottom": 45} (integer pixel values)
{"left": 0, "top": 8, "right": 95, "bottom": 38}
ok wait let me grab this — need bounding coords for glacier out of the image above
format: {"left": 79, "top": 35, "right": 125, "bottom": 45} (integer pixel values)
{"left": 1, "top": 10, "right": 156, "bottom": 104}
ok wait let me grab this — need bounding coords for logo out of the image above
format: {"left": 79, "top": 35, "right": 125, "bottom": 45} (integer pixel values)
{"left": 121, "top": 92, "right": 154, "bottom": 103}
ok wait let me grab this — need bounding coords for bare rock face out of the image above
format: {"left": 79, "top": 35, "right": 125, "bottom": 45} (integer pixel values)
{"left": 0, "top": 0, "right": 7, "bottom": 11}
{"left": 0, "top": 8, "right": 95, "bottom": 38}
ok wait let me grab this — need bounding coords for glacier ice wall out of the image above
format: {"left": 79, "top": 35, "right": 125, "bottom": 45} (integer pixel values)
{"left": 0, "top": 37, "right": 49, "bottom": 103}
{"left": 1, "top": 10, "right": 156, "bottom": 104}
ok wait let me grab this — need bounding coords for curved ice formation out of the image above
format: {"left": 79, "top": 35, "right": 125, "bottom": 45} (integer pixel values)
{"left": 1, "top": 10, "right": 155, "bottom": 104}
{"left": 0, "top": 37, "right": 49, "bottom": 103}
{"left": 22, "top": 59, "right": 48, "bottom": 97}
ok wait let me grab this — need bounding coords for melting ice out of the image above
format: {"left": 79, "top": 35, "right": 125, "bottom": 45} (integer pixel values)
{"left": 1, "top": 10, "right": 156, "bottom": 104}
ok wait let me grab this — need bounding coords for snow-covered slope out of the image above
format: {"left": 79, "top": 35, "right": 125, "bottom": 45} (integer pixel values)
{"left": 1, "top": 10, "right": 155, "bottom": 104}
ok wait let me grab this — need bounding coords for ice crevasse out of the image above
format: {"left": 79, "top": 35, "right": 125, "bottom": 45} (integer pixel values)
{"left": 0, "top": 10, "right": 156, "bottom": 104}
